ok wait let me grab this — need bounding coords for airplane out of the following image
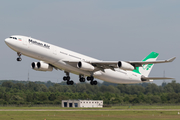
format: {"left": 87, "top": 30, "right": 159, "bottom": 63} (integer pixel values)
{"left": 5, "top": 35, "right": 176, "bottom": 85}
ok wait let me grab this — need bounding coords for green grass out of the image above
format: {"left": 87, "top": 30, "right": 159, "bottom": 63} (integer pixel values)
{"left": 0, "top": 111, "right": 180, "bottom": 120}
{"left": 0, "top": 105, "right": 180, "bottom": 110}
{"left": 0, "top": 106, "right": 180, "bottom": 120}
{"left": 111, "top": 105, "right": 180, "bottom": 109}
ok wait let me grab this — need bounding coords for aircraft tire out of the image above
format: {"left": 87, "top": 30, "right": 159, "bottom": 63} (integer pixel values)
{"left": 17, "top": 58, "right": 22, "bottom": 61}
{"left": 67, "top": 76, "right": 70, "bottom": 81}
{"left": 87, "top": 77, "right": 90, "bottom": 81}
{"left": 90, "top": 81, "right": 94, "bottom": 85}
{"left": 67, "top": 81, "right": 70, "bottom": 85}
{"left": 63, "top": 76, "right": 67, "bottom": 81}
{"left": 80, "top": 78, "right": 85, "bottom": 82}
{"left": 82, "top": 78, "right": 85, "bottom": 82}
{"left": 93, "top": 81, "right": 97, "bottom": 85}
{"left": 87, "top": 76, "right": 94, "bottom": 81}
{"left": 70, "top": 81, "right": 74, "bottom": 85}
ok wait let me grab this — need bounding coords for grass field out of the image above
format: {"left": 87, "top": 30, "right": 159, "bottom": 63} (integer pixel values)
{"left": 0, "top": 111, "right": 180, "bottom": 120}
{"left": 0, "top": 105, "right": 180, "bottom": 109}
{"left": 0, "top": 106, "right": 180, "bottom": 120}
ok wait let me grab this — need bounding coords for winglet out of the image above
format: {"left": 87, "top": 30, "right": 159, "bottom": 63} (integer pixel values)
{"left": 167, "top": 57, "right": 176, "bottom": 62}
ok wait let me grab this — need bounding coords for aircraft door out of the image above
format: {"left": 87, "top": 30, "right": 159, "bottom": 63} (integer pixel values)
{"left": 23, "top": 38, "right": 28, "bottom": 46}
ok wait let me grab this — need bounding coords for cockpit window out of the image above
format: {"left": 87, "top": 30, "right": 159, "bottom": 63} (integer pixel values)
{"left": 10, "top": 37, "right": 17, "bottom": 40}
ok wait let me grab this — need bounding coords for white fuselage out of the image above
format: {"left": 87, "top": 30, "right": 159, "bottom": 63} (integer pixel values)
{"left": 5, "top": 35, "right": 143, "bottom": 84}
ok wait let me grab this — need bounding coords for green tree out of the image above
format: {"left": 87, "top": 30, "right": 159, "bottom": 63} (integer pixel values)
{"left": 2, "top": 81, "right": 14, "bottom": 88}
{"left": 49, "top": 93, "right": 56, "bottom": 101}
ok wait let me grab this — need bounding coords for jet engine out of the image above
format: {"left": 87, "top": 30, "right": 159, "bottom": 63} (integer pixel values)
{"left": 117, "top": 61, "right": 134, "bottom": 71}
{"left": 31, "top": 61, "right": 53, "bottom": 71}
{"left": 77, "top": 61, "right": 95, "bottom": 71}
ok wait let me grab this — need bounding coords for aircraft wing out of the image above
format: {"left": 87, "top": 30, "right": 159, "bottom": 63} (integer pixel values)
{"left": 63, "top": 57, "right": 176, "bottom": 71}
{"left": 89, "top": 57, "right": 176, "bottom": 69}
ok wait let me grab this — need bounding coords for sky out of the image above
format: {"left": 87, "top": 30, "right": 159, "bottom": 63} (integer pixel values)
{"left": 0, "top": 0, "right": 179, "bottom": 85}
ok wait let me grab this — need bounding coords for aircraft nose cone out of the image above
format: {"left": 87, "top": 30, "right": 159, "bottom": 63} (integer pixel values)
{"left": 5, "top": 37, "right": 18, "bottom": 51}
{"left": 5, "top": 38, "right": 10, "bottom": 44}
{"left": 5, "top": 38, "right": 14, "bottom": 48}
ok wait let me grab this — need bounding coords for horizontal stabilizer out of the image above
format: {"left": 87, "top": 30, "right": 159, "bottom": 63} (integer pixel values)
{"left": 143, "top": 77, "right": 174, "bottom": 80}
{"left": 141, "top": 76, "right": 174, "bottom": 81}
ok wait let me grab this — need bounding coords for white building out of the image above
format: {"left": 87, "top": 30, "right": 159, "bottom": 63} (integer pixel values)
{"left": 62, "top": 100, "right": 103, "bottom": 108}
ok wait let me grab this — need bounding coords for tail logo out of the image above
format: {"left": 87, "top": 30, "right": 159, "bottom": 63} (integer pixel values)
{"left": 133, "top": 52, "right": 159, "bottom": 77}
{"left": 142, "top": 64, "right": 153, "bottom": 70}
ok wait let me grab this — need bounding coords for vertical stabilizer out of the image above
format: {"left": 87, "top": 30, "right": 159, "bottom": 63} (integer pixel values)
{"left": 133, "top": 52, "right": 159, "bottom": 77}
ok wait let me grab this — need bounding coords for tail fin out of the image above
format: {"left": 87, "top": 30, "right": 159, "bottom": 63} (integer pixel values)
{"left": 133, "top": 52, "right": 159, "bottom": 77}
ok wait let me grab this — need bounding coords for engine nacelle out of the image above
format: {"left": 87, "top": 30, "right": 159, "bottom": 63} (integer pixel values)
{"left": 31, "top": 61, "right": 53, "bottom": 71}
{"left": 31, "top": 62, "right": 38, "bottom": 70}
{"left": 77, "top": 61, "right": 95, "bottom": 71}
{"left": 117, "top": 61, "right": 134, "bottom": 71}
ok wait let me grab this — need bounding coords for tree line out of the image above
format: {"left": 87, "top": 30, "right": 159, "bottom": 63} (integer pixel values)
{"left": 0, "top": 80, "right": 179, "bottom": 105}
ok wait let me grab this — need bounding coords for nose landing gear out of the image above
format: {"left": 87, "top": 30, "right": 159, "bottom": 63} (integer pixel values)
{"left": 17, "top": 52, "right": 22, "bottom": 61}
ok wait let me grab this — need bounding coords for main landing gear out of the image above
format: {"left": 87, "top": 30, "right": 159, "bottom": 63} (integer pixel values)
{"left": 87, "top": 76, "right": 97, "bottom": 85}
{"left": 63, "top": 72, "right": 74, "bottom": 85}
{"left": 79, "top": 75, "right": 85, "bottom": 82}
{"left": 17, "top": 52, "right": 22, "bottom": 61}
{"left": 79, "top": 75, "right": 97, "bottom": 85}
{"left": 63, "top": 72, "right": 97, "bottom": 85}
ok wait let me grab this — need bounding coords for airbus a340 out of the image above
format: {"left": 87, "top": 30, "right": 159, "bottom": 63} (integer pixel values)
{"left": 5, "top": 35, "right": 175, "bottom": 85}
